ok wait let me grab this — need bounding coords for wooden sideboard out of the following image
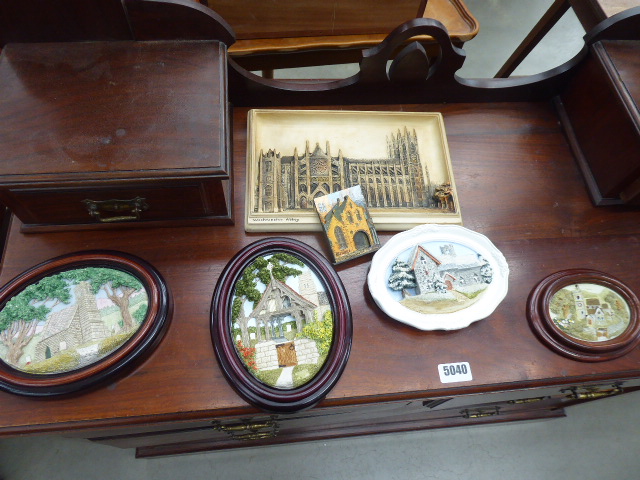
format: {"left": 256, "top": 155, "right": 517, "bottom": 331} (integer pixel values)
{"left": 0, "top": 0, "right": 640, "bottom": 459}
{"left": 0, "top": 100, "right": 640, "bottom": 456}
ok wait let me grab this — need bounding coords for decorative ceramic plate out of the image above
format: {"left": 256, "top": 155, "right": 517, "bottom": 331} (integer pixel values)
{"left": 0, "top": 251, "right": 171, "bottom": 396}
{"left": 211, "top": 238, "right": 352, "bottom": 413}
{"left": 368, "top": 224, "right": 509, "bottom": 331}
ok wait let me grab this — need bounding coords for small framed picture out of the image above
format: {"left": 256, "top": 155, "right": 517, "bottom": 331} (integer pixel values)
{"left": 527, "top": 269, "right": 640, "bottom": 362}
{"left": 211, "top": 238, "right": 352, "bottom": 413}
{"left": 0, "top": 251, "right": 171, "bottom": 396}
{"left": 314, "top": 185, "right": 380, "bottom": 264}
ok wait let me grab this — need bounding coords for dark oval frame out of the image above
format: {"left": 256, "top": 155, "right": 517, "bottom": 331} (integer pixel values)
{"left": 211, "top": 238, "right": 352, "bottom": 413}
{"left": 0, "top": 250, "right": 171, "bottom": 396}
{"left": 527, "top": 269, "right": 640, "bottom": 362}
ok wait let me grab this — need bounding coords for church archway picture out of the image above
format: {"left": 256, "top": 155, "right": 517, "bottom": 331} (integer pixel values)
{"left": 230, "top": 251, "right": 334, "bottom": 390}
{"left": 211, "top": 238, "right": 352, "bottom": 413}
{"left": 0, "top": 251, "right": 171, "bottom": 396}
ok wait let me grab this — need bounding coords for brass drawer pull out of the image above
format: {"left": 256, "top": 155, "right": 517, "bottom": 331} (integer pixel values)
{"left": 565, "top": 386, "right": 623, "bottom": 400}
{"left": 217, "top": 421, "right": 275, "bottom": 433}
{"left": 83, "top": 197, "right": 149, "bottom": 223}
{"left": 461, "top": 407, "right": 500, "bottom": 419}
{"left": 213, "top": 417, "right": 279, "bottom": 441}
{"left": 508, "top": 396, "right": 547, "bottom": 404}
{"left": 229, "top": 431, "right": 278, "bottom": 441}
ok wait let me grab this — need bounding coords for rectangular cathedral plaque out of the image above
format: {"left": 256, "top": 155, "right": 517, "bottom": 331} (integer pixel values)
{"left": 245, "top": 109, "right": 461, "bottom": 232}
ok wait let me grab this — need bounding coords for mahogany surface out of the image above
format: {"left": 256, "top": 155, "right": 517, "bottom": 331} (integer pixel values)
{"left": 1, "top": 102, "right": 640, "bottom": 436}
{"left": 559, "top": 39, "right": 640, "bottom": 203}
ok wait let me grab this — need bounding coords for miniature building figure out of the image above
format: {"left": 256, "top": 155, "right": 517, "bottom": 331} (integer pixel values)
{"left": 315, "top": 185, "right": 380, "bottom": 263}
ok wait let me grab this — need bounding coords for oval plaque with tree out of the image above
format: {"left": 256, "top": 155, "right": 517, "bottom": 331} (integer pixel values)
{"left": 0, "top": 251, "right": 171, "bottom": 396}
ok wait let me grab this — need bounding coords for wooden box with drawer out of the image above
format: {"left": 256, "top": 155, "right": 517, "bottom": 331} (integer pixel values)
{"left": 0, "top": 40, "right": 232, "bottom": 232}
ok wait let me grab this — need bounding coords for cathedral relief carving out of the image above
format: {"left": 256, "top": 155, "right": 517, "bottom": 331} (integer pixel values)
{"left": 254, "top": 127, "right": 445, "bottom": 214}
{"left": 246, "top": 110, "right": 461, "bottom": 232}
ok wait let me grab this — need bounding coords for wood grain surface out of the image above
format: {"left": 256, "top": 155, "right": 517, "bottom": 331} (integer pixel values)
{"left": 0, "top": 102, "right": 639, "bottom": 436}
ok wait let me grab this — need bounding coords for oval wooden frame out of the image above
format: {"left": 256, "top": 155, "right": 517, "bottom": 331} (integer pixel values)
{"left": 527, "top": 269, "right": 640, "bottom": 362}
{"left": 211, "top": 238, "right": 352, "bottom": 413}
{"left": 0, "top": 251, "right": 171, "bottom": 396}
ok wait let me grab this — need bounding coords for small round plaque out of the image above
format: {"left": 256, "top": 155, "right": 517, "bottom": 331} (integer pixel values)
{"left": 527, "top": 269, "right": 640, "bottom": 362}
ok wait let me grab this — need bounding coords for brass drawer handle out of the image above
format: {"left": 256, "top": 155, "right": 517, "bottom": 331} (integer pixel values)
{"left": 217, "top": 421, "right": 275, "bottom": 433}
{"left": 229, "top": 431, "right": 278, "bottom": 441}
{"left": 564, "top": 386, "right": 623, "bottom": 400}
{"left": 461, "top": 407, "right": 500, "bottom": 419}
{"left": 213, "top": 417, "right": 279, "bottom": 441}
{"left": 508, "top": 396, "right": 547, "bottom": 404}
{"left": 83, "top": 197, "right": 149, "bottom": 223}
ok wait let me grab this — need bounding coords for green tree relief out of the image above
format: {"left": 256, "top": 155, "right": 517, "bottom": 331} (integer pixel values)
{"left": 298, "top": 310, "right": 333, "bottom": 356}
{"left": 0, "top": 274, "right": 71, "bottom": 365}
{"left": 232, "top": 253, "right": 305, "bottom": 347}
{"left": 61, "top": 268, "right": 144, "bottom": 332}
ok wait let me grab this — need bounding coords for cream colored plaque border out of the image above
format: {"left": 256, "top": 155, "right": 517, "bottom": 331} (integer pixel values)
{"left": 245, "top": 109, "right": 462, "bottom": 232}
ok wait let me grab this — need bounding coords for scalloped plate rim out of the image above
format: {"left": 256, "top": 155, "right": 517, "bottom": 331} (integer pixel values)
{"left": 367, "top": 224, "right": 509, "bottom": 331}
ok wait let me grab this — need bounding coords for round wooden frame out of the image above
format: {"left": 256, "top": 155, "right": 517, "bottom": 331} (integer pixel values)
{"left": 0, "top": 251, "right": 171, "bottom": 396}
{"left": 211, "top": 238, "right": 352, "bottom": 413}
{"left": 527, "top": 269, "right": 640, "bottom": 362}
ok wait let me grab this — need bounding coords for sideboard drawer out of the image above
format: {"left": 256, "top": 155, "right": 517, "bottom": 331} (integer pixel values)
{"left": 1, "top": 179, "right": 231, "bottom": 231}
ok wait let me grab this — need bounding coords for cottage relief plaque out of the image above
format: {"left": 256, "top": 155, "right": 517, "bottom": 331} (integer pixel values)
{"left": 368, "top": 225, "right": 509, "bottom": 331}
{"left": 0, "top": 251, "right": 171, "bottom": 396}
{"left": 211, "top": 238, "right": 352, "bottom": 413}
